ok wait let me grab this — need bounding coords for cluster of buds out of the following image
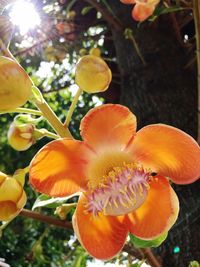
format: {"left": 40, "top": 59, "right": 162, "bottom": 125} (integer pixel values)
{"left": 120, "top": 0, "right": 159, "bottom": 21}
{"left": 0, "top": 56, "right": 32, "bottom": 112}
{"left": 0, "top": 171, "right": 26, "bottom": 221}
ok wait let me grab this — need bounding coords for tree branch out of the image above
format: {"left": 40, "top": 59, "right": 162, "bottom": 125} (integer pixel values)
{"left": 20, "top": 209, "right": 73, "bottom": 230}
{"left": 84, "top": 0, "right": 123, "bottom": 31}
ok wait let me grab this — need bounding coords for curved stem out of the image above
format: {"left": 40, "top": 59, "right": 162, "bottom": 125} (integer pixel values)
{"left": 64, "top": 87, "right": 83, "bottom": 127}
{"left": 0, "top": 108, "right": 42, "bottom": 116}
{"left": 124, "top": 29, "right": 146, "bottom": 66}
{"left": 0, "top": 39, "right": 15, "bottom": 59}
{"left": 0, "top": 221, "right": 11, "bottom": 231}
{"left": 20, "top": 166, "right": 30, "bottom": 175}
{"left": 42, "top": 130, "right": 59, "bottom": 139}
{"left": 34, "top": 128, "right": 59, "bottom": 140}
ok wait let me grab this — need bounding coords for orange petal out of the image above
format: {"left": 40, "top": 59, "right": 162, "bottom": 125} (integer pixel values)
{"left": 127, "top": 124, "right": 200, "bottom": 184}
{"left": 125, "top": 175, "right": 179, "bottom": 239}
{"left": 120, "top": 0, "right": 136, "bottom": 4}
{"left": 73, "top": 194, "right": 128, "bottom": 260}
{"left": 132, "top": 4, "right": 155, "bottom": 21}
{"left": 80, "top": 104, "right": 136, "bottom": 151}
{"left": 30, "top": 139, "right": 94, "bottom": 197}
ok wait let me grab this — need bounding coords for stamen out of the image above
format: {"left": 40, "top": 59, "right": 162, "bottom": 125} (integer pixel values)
{"left": 85, "top": 163, "right": 151, "bottom": 216}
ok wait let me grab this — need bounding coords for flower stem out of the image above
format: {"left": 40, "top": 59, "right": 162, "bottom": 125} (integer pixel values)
{"left": 0, "top": 221, "right": 11, "bottom": 231}
{"left": 0, "top": 108, "right": 42, "bottom": 116}
{"left": 34, "top": 128, "right": 59, "bottom": 140}
{"left": 193, "top": 0, "right": 200, "bottom": 143}
{"left": 139, "top": 248, "right": 162, "bottom": 267}
{"left": 35, "top": 100, "right": 73, "bottom": 139}
{"left": 64, "top": 87, "right": 83, "bottom": 127}
{"left": 0, "top": 39, "right": 15, "bottom": 59}
{"left": 124, "top": 28, "right": 146, "bottom": 66}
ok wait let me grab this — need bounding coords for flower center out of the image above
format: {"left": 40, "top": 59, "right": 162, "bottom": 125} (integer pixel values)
{"left": 85, "top": 163, "right": 151, "bottom": 216}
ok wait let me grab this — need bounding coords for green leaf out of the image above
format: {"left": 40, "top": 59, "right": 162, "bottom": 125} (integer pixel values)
{"left": 72, "top": 253, "right": 86, "bottom": 267}
{"left": 81, "top": 6, "right": 93, "bottom": 16}
{"left": 130, "top": 232, "right": 168, "bottom": 248}
{"left": 149, "top": 5, "right": 183, "bottom": 22}
{"left": 32, "top": 193, "right": 79, "bottom": 210}
{"left": 189, "top": 261, "right": 200, "bottom": 267}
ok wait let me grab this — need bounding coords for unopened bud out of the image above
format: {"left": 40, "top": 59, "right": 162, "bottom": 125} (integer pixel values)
{"left": 66, "top": 10, "right": 76, "bottom": 20}
{"left": 75, "top": 55, "right": 112, "bottom": 93}
{"left": 0, "top": 56, "right": 32, "bottom": 111}
{"left": 89, "top": 47, "right": 101, "bottom": 57}
{"left": 7, "top": 123, "right": 35, "bottom": 151}
{"left": 55, "top": 203, "right": 76, "bottom": 220}
{"left": 79, "top": 48, "right": 87, "bottom": 57}
{"left": 0, "top": 172, "right": 26, "bottom": 221}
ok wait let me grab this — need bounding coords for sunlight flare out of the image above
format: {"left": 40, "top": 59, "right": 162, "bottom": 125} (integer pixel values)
{"left": 9, "top": 0, "right": 40, "bottom": 34}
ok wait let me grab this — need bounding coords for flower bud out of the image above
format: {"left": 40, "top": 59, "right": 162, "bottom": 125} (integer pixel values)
{"left": 0, "top": 172, "right": 26, "bottom": 221}
{"left": 89, "top": 47, "right": 101, "bottom": 57}
{"left": 7, "top": 123, "right": 35, "bottom": 151}
{"left": 79, "top": 48, "right": 87, "bottom": 57}
{"left": 0, "top": 56, "right": 32, "bottom": 111}
{"left": 55, "top": 203, "right": 76, "bottom": 220}
{"left": 75, "top": 55, "right": 112, "bottom": 93}
{"left": 66, "top": 10, "right": 76, "bottom": 20}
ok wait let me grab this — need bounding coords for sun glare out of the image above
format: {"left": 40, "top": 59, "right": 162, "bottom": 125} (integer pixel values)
{"left": 9, "top": 1, "right": 40, "bottom": 35}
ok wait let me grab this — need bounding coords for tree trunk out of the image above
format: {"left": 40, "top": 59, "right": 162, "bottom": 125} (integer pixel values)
{"left": 107, "top": 2, "right": 200, "bottom": 266}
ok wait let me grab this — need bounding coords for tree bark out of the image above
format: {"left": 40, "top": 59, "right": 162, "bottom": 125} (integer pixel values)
{"left": 106, "top": 2, "right": 200, "bottom": 266}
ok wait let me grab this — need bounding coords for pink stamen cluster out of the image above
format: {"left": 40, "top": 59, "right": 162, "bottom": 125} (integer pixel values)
{"left": 85, "top": 163, "right": 151, "bottom": 216}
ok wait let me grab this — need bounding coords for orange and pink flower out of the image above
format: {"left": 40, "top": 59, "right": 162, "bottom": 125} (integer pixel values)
{"left": 30, "top": 104, "right": 200, "bottom": 260}
{"left": 120, "top": 0, "right": 160, "bottom": 21}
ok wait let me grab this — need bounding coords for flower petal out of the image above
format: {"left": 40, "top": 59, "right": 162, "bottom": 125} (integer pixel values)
{"left": 0, "top": 178, "right": 22, "bottom": 202}
{"left": 0, "top": 201, "right": 18, "bottom": 221}
{"left": 73, "top": 194, "right": 128, "bottom": 260}
{"left": 120, "top": 0, "right": 136, "bottom": 4}
{"left": 30, "top": 139, "right": 94, "bottom": 197}
{"left": 132, "top": 4, "right": 155, "bottom": 21}
{"left": 125, "top": 175, "right": 179, "bottom": 239}
{"left": 80, "top": 104, "right": 136, "bottom": 151}
{"left": 127, "top": 124, "right": 200, "bottom": 184}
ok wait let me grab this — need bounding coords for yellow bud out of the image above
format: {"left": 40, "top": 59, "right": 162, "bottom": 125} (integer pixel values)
{"left": 55, "top": 203, "right": 76, "bottom": 220}
{"left": 7, "top": 123, "right": 35, "bottom": 151}
{"left": 79, "top": 48, "right": 87, "bottom": 57}
{"left": 0, "top": 56, "right": 33, "bottom": 111}
{"left": 75, "top": 55, "right": 112, "bottom": 93}
{"left": 66, "top": 10, "right": 76, "bottom": 20}
{"left": 89, "top": 47, "right": 101, "bottom": 57}
{"left": 0, "top": 174, "right": 26, "bottom": 221}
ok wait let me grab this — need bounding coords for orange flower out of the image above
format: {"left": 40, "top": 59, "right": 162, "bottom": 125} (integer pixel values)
{"left": 30, "top": 104, "right": 200, "bottom": 260}
{"left": 120, "top": 0, "right": 160, "bottom": 21}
